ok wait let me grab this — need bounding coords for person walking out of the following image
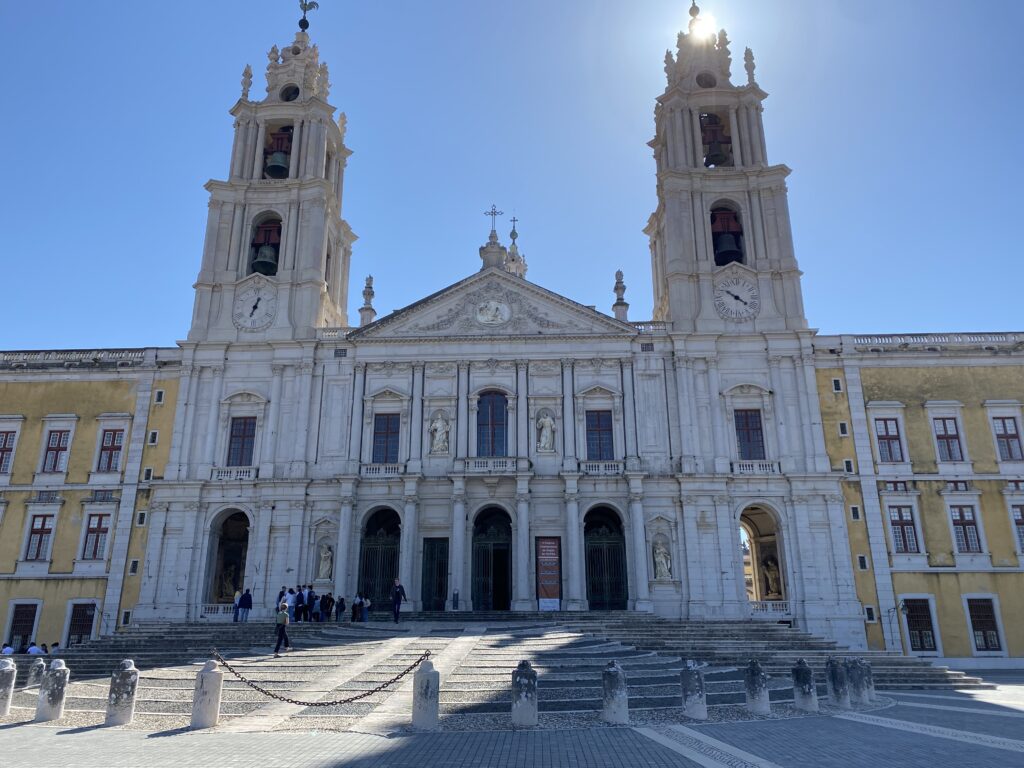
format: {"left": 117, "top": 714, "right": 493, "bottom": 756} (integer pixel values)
{"left": 238, "top": 589, "right": 253, "bottom": 622}
{"left": 352, "top": 594, "right": 362, "bottom": 623}
{"left": 391, "top": 578, "right": 408, "bottom": 624}
{"left": 273, "top": 602, "right": 292, "bottom": 657}
{"left": 232, "top": 589, "right": 242, "bottom": 622}
{"left": 336, "top": 595, "right": 346, "bottom": 622}
{"left": 294, "top": 585, "right": 306, "bottom": 623}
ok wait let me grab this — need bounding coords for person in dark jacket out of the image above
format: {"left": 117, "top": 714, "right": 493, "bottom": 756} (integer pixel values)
{"left": 320, "top": 593, "right": 334, "bottom": 623}
{"left": 391, "top": 578, "right": 408, "bottom": 623}
{"left": 295, "top": 585, "right": 306, "bottom": 622}
{"left": 352, "top": 594, "right": 361, "bottom": 622}
{"left": 238, "top": 589, "right": 253, "bottom": 622}
{"left": 335, "top": 595, "right": 346, "bottom": 622}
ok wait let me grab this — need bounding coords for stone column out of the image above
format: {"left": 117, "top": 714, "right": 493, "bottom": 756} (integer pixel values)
{"left": 178, "top": 364, "right": 202, "bottom": 478}
{"left": 260, "top": 364, "right": 284, "bottom": 477}
{"left": 511, "top": 660, "right": 539, "bottom": 727}
{"left": 201, "top": 365, "right": 225, "bottom": 471}
{"left": 408, "top": 364, "right": 424, "bottom": 472}
{"left": 680, "top": 664, "right": 707, "bottom": 720}
{"left": 629, "top": 489, "right": 653, "bottom": 611}
{"left": 412, "top": 659, "right": 440, "bottom": 731}
{"left": 400, "top": 492, "right": 418, "bottom": 601}
{"left": 744, "top": 659, "right": 770, "bottom": 715}
{"left": 348, "top": 364, "right": 366, "bottom": 473}
{"left": 291, "top": 362, "right": 314, "bottom": 476}
{"left": 26, "top": 658, "right": 45, "bottom": 688}
{"left": 846, "top": 658, "right": 869, "bottom": 705}
{"left": 334, "top": 496, "right": 354, "bottom": 602}
{"left": 560, "top": 359, "right": 576, "bottom": 469}
{"left": 168, "top": 365, "right": 194, "bottom": 479}
{"left": 564, "top": 482, "right": 585, "bottom": 610}
{"left": 690, "top": 108, "right": 704, "bottom": 167}
{"left": 0, "top": 659, "right": 14, "bottom": 717}
{"left": 105, "top": 659, "right": 140, "bottom": 726}
{"left": 250, "top": 120, "right": 266, "bottom": 179}
{"left": 825, "top": 656, "right": 850, "bottom": 709}
{"left": 35, "top": 660, "right": 70, "bottom": 722}
{"left": 728, "top": 107, "right": 743, "bottom": 167}
{"left": 513, "top": 489, "right": 532, "bottom": 610}
{"left": 516, "top": 361, "right": 529, "bottom": 461}
{"left": 791, "top": 659, "right": 818, "bottom": 713}
{"left": 601, "top": 660, "right": 629, "bottom": 724}
{"left": 622, "top": 361, "right": 639, "bottom": 467}
{"left": 706, "top": 360, "right": 728, "bottom": 473}
{"left": 190, "top": 660, "right": 224, "bottom": 729}
{"left": 674, "top": 358, "right": 697, "bottom": 471}
{"left": 288, "top": 119, "right": 303, "bottom": 179}
{"left": 456, "top": 363, "right": 470, "bottom": 461}
{"left": 450, "top": 488, "right": 466, "bottom": 610}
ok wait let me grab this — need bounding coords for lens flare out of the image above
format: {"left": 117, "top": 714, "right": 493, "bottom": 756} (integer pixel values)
{"left": 691, "top": 13, "right": 718, "bottom": 39}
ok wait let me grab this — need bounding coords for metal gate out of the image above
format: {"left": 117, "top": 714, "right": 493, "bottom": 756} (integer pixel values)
{"left": 358, "top": 512, "right": 400, "bottom": 611}
{"left": 421, "top": 537, "right": 449, "bottom": 611}
{"left": 472, "top": 512, "right": 512, "bottom": 611}
{"left": 585, "top": 526, "right": 628, "bottom": 610}
{"left": 67, "top": 603, "right": 96, "bottom": 646}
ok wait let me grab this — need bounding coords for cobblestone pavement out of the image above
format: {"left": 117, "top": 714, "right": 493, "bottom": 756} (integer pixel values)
{"left": 2, "top": 676, "right": 1021, "bottom": 767}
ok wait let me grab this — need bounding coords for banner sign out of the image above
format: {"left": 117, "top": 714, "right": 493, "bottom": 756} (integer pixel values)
{"left": 535, "top": 536, "right": 562, "bottom": 611}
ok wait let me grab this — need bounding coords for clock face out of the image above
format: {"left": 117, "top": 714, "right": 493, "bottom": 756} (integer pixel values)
{"left": 232, "top": 284, "right": 278, "bottom": 330}
{"left": 713, "top": 277, "right": 760, "bottom": 321}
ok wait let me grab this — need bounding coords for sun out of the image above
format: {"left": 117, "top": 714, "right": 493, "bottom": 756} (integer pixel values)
{"left": 691, "top": 12, "right": 719, "bottom": 39}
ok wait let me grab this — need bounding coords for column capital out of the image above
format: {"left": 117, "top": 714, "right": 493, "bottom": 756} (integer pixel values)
{"left": 340, "top": 496, "right": 355, "bottom": 508}
{"left": 271, "top": 364, "right": 285, "bottom": 375}
{"left": 564, "top": 492, "right": 579, "bottom": 503}
{"left": 516, "top": 493, "right": 530, "bottom": 504}
{"left": 403, "top": 495, "right": 418, "bottom": 506}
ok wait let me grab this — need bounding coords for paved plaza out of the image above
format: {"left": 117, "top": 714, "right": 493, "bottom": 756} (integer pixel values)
{"left": 3, "top": 678, "right": 1022, "bottom": 767}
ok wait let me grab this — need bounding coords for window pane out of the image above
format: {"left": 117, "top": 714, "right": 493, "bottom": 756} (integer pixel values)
{"left": 227, "top": 417, "right": 257, "bottom": 466}
{"left": 372, "top": 413, "right": 400, "bottom": 463}
{"left": 585, "top": 410, "right": 613, "bottom": 461}
{"left": 476, "top": 393, "right": 507, "bottom": 457}
{"left": 734, "top": 409, "right": 765, "bottom": 461}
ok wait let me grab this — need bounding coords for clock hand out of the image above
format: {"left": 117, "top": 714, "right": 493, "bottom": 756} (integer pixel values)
{"left": 249, "top": 297, "right": 261, "bottom": 317}
{"left": 725, "top": 290, "right": 748, "bottom": 306}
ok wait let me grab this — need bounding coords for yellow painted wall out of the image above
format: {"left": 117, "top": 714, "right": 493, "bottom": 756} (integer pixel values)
{"left": 0, "top": 579, "right": 106, "bottom": 648}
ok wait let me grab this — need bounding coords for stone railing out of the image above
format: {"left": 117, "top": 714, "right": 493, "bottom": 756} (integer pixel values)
{"left": 851, "top": 332, "right": 1023, "bottom": 348}
{"left": 1, "top": 348, "right": 149, "bottom": 369}
{"left": 360, "top": 463, "right": 404, "bottom": 478}
{"left": 748, "top": 600, "right": 790, "bottom": 618}
{"left": 465, "top": 457, "right": 515, "bottom": 474}
{"left": 633, "top": 321, "right": 669, "bottom": 334}
{"left": 731, "top": 461, "right": 781, "bottom": 475}
{"left": 210, "top": 467, "right": 258, "bottom": 481}
{"left": 580, "top": 460, "right": 625, "bottom": 476}
{"left": 199, "top": 604, "right": 235, "bottom": 621}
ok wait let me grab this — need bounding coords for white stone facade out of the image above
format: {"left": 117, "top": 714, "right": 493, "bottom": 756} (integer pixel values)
{"left": 134, "top": 18, "right": 866, "bottom": 650}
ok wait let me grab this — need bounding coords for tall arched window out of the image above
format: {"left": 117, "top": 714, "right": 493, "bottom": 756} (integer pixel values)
{"left": 249, "top": 215, "right": 282, "bottom": 276}
{"left": 710, "top": 205, "right": 745, "bottom": 266}
{"left": 476, "top": 391, "right": 508, "bottom": 457}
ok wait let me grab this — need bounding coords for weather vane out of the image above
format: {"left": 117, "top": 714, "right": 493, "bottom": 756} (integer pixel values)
{"left": 298, "top": 1, "right": 320, "bottom": 31}
{"left": 484, "top": 204, "right": 504, "bottom": 231}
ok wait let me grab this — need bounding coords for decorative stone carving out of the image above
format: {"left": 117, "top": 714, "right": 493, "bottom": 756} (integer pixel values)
{"left": 476, "top": 300, "right": 511, "bottom": 326}
{"left": 406, "top": 280, "right": 566, "bottom": 335}
{"left": 652, "top": 539, "right": 672, "bottom": 579}
{"left": 241, "top": 65, "right": 252, "bottom": 100}
{"left": 429, "top": 412, "right": 450, "bottom": 454}
{"left": 317, "top": 543, "right": 333, "bottom": 580}
{"left": 536, "top": 411, "right": 556, "bottom": 452}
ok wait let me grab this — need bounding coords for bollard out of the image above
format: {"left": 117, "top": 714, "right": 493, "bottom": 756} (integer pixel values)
{"left": 601, "top": 660, "right": 629, "bottom": 725}
{"left": 862, "top": 659, "right": 876, "bottom": 702}
{"left": 190, "top": 660, "right": 224, "bottom": 730}
{"left": 790, "top": 658, "right": 819, "bottom": 713}
{"left": 35, "top": 659, "right": 71, "bottom": 722}
{"left": 411, "top": 659, "right": 440, "bottom": 731}
{"left": 26, "top": 658, "right": 46, "bottom": 689}
{"left": 511, "top": 659, "right": 538, "bottom": 727}
{"left": 0, "top": 659, "right": 15, "bottom": 717}
{"left": 744, "top": 659, "right": 771, "bottom": 716}
{"left": 680, "top": 662, "right": 707, "bottom": 720}
{"left": 846, "top": 658, "right": 869, "bottom": 706}
{"left": 825, "top": 656, "right": 850, "bottom": 709}
{"left": 105, "top": 659, "right": 140, "bottom": 726}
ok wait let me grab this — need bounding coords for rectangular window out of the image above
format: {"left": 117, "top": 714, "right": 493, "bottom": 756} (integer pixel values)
{"left": 850, "top": 505, "right": 861, "bottom": 521}
{"left": 857, "top": 554, "right": 868, "bottom": 570}
{"left": 121, "top": 611, "right": 132, "bottom": 626}
{"left": 476, "top": 393, "right": 508, "bottom": 458}
{"left": 9, "top": 604, "right": 38, "bottom": 652}
{"left": 26, "top": 514, "right": 54, "bottom": 560}
{"left": 933, "top": 417, "right": 964, "bottom": 462}
{"left": 67, "top": 603, "right": 96, "bottom": 646}
{"left": 585, "top": 410, "right": 614, "bottom": 461}
{"left": 1012, "top": 506, "right": 1024, "bottom": 552}
{"left": 96, "top": 428, "right": 124, "bottom": 472}
{"left": 905, "top": 599, "right": 937, "bottom": 652}
{"left": 888, "top": 506, "right": 919, "bottom": 553}
{"left": 838, "top": 422, "right": 849, "bottom": 437}
{"left": 844, "top": 459, "right": 855, "bottom": 473}
{"left": 993, "top": 417, "right": 1023, "bottom": 461}
{"left": 946, "top": 480, "right": 970, "bottom": 492}
{"left": 226, "top": 417, "right": 257, "bottom": 467}
{"left": 142, "top": 467, "right": 153, "bottom": 481}
{"left": 640, "top": 342, "right": 655, "bottom": 352}
{"left": 371, "top": 413, "right": 401, "bottom": 464}
{"left": 832, "top": 378, "right": 843, "bottom": 392}
{"left": 884, "top": 480, "right": 908, "bottom": 492}
{"left": 82, "top": 513, "right": 110, "bottom": 560}
{"left": 734, "top": 409, "right": 765, "bottom": 461}
{"left": 967, "top": 598, "right": 1002, "bottom": 651}
{"left": 136, "top": 511, "right": 147, "bottom": 526}
{"left": 154, "top": 389, "right": 165, "bottom": 404}
{"left": 951, "top": 505, "right": 982, "bottom": 553}
{"left": 864, "top": 606, "right": 876, "bottom": 622}
{"left": 874, "top": 418, "right": 904, "bottom": 463}
{"left": 0, "top": 430, "right": 15, "bottom": 473}
{"left": 42, "top": 429, "right": 70, "bottom": 472}
{"left": 147, "top": 430, "right": 159, "bottom": 445}
{"left": 129, "top": 559, "right": 139, "bottom": 575}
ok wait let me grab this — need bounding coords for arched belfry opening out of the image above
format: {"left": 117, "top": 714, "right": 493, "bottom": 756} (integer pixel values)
{"left": 710, "top": 205, "right": 745, "bottom": 266}
{"left": 358, "top": 509, "right": 401, "bottom": 611}
{"left": 208, "top": 511, "right": 249, "bottom": 603}
{"left": 472, "top": 507, "right": 512, "bottom": 611}
{"left": 739, "top": 507, "right": 786, "bottom": 606}
{"left": 249, "top": 215, "right": 283, "bottom": 276}
{"left": 584, "top": 507, "right": 628, "bottom": 610}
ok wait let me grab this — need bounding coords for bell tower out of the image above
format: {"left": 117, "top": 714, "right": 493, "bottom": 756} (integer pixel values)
{"left": 188, "top": 16, "right": 354, "bottom": 341}
{"left": 645, "top": 3, "right": 806, "bottom": 334}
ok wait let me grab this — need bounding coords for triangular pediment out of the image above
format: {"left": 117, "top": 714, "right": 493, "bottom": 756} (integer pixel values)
{"left": 350, "top": 268, "right": 635, "bottom": 341}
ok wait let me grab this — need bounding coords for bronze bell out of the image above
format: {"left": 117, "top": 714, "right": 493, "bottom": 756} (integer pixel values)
{"left": 264, "top": 151, "right": 290, "bottom": 179}
{"left": 714, "top": 233, "right": 743, "bottom": 265}
{"left": 704, "top": 141, "right": 727, "bottom": 167}
{"left": 251, "top": 244, "right": 279, "bottom": 275}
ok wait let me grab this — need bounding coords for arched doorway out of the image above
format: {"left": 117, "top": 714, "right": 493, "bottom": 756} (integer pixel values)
{"left": 359, "top": 509, "right": 401, "bottom": 611}
{"left": 472, "top": 507, "right": 512, "bottom": 611}
{"left": 584, "top": 507, "right": 628, "bottom": 610}
{"left": 739, "top": 507, "right": 785, "bottom": 603}
{"left": 208, "top": 511, "right": 249, "bottom": 603}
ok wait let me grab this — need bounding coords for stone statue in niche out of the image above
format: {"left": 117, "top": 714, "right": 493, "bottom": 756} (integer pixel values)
{"left": 317, "top": 544, "right": 333, "bottom": 580}
{"left": 429, "top": 413, "right": 450, "bottom": 454}
{"left": 653, "top": 540, "right": 672, "bottom": 579}
{"left": 762, "top": 557, "right": 781, "bottom": 596}
{"left": 536, "top": 412, "right": 556, "bottom": 452}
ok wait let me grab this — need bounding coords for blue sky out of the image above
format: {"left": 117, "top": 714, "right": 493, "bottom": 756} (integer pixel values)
{"left": 2, "top": 1, "right": 1022, "bottom": 349}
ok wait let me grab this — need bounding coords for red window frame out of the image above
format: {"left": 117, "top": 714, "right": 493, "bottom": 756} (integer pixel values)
{"left": 951, "top": 505, "right": 982, "bottom": 553}
{"left": 26, "top": 514, "right": 54, "bottom": 560}
{"left": 1012, "top": 506, "right": 1024, "bottom": 553}
{"left": 966, "top": 598, "right": 1002, "bottom": 651}
{"left": 888, "top": 506, "right": 919, "bottom": 553}
{"left": 226, "top": 417, "right": 257, "bottom": 467}
{"left": 585, "top": 410, "right": 614, "bottom": 461}
{"left": 993, "top": 417, "right": 1023, "bottom": 462}
{"left": 874, "top": 418, "right": 904, "bottom": 463}
{"left": 0, "top": 430, "right": 15, "bottom": 473}
{"left": 371, "top": 413, "right": 401, "bottom": 464}
{"left": 96, "top": 429, "right": 124, "bottom": 472}
{"left": 734, "top": 409, "right": 765, "bottom": 461}
{"left": 933, "top": 417, "right": 963, "bottom": 462}
{"left": 82, "top": 513, "right": 110, "bottom": 560}
{"left": 42, "top": 429, "right": 70, "bottom": 472}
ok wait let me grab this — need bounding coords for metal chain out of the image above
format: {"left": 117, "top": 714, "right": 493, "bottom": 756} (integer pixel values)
{"left": 210, "top": 647, "right": 431, "bottom": 707}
